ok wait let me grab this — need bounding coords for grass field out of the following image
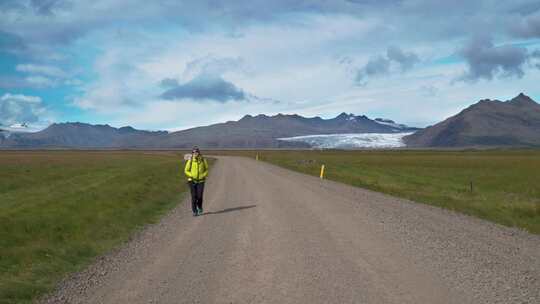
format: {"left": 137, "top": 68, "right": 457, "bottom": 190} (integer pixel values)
{"left": 0, "top": 151, "right": 192, "bottom": 304}
{"left": 215, "top": 149, "right": 540, "bottom": 234}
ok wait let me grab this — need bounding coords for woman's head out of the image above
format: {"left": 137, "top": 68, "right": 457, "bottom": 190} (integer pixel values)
{"left": 192, "top": 146, "right": 200, "bottom": 157}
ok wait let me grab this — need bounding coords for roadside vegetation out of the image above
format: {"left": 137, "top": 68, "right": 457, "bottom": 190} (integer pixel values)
{"left": 216, "top": 149, "right": 540, "bottom": 234}
{"left": 0, "top": 151, "right": 192, "bottom": 304}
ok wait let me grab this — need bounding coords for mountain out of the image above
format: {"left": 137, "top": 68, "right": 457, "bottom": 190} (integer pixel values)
{"left": 404, "top": 93, "right": 540, "bottom": 147}
{"left": 0, "top": 123, "right": 34, "bottom": 142}
{"left": 164, "top": 113, "right": 419, "bottom": 148}
{"left": 0, "top": 122, "right": 168, "bottom": 148}
{"left": 0, "top": 113, "right": 417, "bottom": 149}
{"left": 0, "top": 129, "right": 5, "bottom": 144}
{"left": 7, "top": 123, "right": 29, "bottom": 129}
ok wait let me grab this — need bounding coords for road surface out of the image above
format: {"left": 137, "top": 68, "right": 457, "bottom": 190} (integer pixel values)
{"left": 43, "top": 156, "right": 540, "bottom": 304}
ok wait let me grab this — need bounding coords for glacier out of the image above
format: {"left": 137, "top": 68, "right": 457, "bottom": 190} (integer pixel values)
{"left": 277, "top": 132, "right": 413, "bottom": 149}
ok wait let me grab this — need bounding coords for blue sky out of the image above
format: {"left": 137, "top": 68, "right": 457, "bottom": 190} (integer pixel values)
{"left": 1, "top": 0, "right": 540, "bottom": 131}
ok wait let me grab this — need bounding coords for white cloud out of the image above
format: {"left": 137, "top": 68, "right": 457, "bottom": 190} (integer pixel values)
{"left": 0, "top": 93, "right": 45, "bottom": 126}
{"left": 16, "top": 63, "right": 67, "bottom": 78}
{"left": 71, "top": 14, "right": 376, "bottom": 120}
{"left": 25, "top": 75, "right": 56, "bottom": 87}
{"left": 68, "top": 10, "right": 540, "bottom": 130}
{"left": 1, "top": 93, "right": 41, "bottom": 104}
{"left": 13, "top": 63, "right": 83, "bottom": 89}
{"left": 8, "top": 3, "right": 536, "bottom": 129}
{"left": 64, "top": 78, "right": 83, "bottom": 86}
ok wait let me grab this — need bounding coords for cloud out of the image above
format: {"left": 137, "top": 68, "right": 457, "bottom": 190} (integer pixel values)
{"left": 0, "top": 75, "right": 56, "bottom": 89}
{"left": 9, "top": 63, "right": 82, "bottom": 88}
{"left": 0, "top": 93, "right": 45, "bottom": 125}
{"left": 386, "top": 46, "right": 419, "bottom": 72}
{"left": 0, "top": 0, "right": 537, "bottom": 65}
{"left": 0, "top": 30, "right": 26, "bottom": 54}
{"left": 16, "top": 63, "right": 67, "bottom": 78}
{"left": 25, "top": 75, "right": 56, "bottom": 87}
{"left": 419, "top": 85, "right": 439, "bottom": 97}
{"left": 160, "top": 78, "right": 179, "bottom": 88}
{"left": 63, "top": 78, "right": 83, "bottom": 86}
{"left": 160, "top": 74, "right": 246, "bottom": 102}
{"left": 531, "top": 49, "right": 540, "bottom": 70}
{"left": 3, "top": 1, "right": 540, "bottom": 130}
{"left": 510, "top": 13, "right": 540, "bottom": 38}
{"left": 0, "top": 0, "right": 514, "bottom": 52}
{"left": 71, "top": 14, "right": 374, "bottom": 116}
{"left": 355, "top": 46, "right": 419, "bottom": 84}
{"left": 458, "top": 35, "right": 529, "bottom": 81}
{"left": 30, "top": 0, "right": 70, "bottom": 15}
{"left": 355, "top": 56, "right": 390, "bottom": 83}
{"left": 507, "top": 1, "right": 540, "bottom": 15}
{"left": 73, "top": 80, "right": 137, "bottom": 111}
{"left": 182, "top": 56, "right": 244, "bottom": 80}
{"left": 1, "top": 63, "right": 72, "bottom": 88}
{"left": 0, "top": 76, "right": 29, "bottom": 89}
{"left": 0, "top": 0, "right": 68, "bottom": 15}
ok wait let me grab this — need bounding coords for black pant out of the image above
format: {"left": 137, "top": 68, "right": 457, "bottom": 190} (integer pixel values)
{"left": 189, "top": 181, "right": 205, "bottom": 213}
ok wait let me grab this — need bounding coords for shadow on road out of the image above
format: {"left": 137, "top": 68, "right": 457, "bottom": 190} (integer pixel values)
{"left": 202, "top": 204, "right": 257, "bottom": 215}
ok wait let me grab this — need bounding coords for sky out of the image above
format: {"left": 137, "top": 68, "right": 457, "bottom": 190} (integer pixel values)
{"left": 1, "top": 0, "right": 540, "bottom": 131}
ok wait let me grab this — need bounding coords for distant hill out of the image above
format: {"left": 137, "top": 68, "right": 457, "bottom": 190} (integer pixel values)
{"left": 165, "top": 113, "right": 419, "bottom": 148}
{"left": 0, "top": 129, "right": 5, "bottom": 145}
{"left": 0, "top": 122, "right": 168, "bottom": 148}
{"left": 404, "top": 93, "right": 540, "bottom": 147}
{"left": 0, "top": 113, "right": 417, "bottom": 149}
{"left": 5, "top": 93, "right": 539, "bottom": 149}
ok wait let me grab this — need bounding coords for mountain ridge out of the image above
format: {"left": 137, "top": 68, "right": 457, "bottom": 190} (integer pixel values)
{"left": 404, "top": 93, "right": 540, "bottom": 147}
{"left": 0, "top": 113, "right": 417, "bottom": 149}
{"left": 4, "top": 93, "right": 538, "bottom": 149}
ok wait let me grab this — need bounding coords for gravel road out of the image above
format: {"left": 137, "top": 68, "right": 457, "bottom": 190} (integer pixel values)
{"left": 42, "top": 156, "right": 540, "bottom": 304}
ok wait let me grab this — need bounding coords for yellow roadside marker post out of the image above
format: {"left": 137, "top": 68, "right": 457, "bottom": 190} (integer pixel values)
{"left": 320, "top": 164, "right": 325, "bottom": 179}
{"left": 256, "top": 153, "right": 259, "bottom": 161}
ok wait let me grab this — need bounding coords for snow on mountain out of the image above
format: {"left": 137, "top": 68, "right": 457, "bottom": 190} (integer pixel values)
{"left": 277, "top": 132, "right": 413, "bottom": 149}
{"left": 9, "top": 123, "right": 29, "bottom": 129}
{"left": 2, "top": 123, "right": 46, "bottom": 133}
{"left": 0, "top": 123, "right": 48, "bottom": 139}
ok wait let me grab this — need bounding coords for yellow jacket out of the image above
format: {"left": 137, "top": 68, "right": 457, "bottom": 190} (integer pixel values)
{"left": 184, "top": 156, "right": 209, "bottom": 182}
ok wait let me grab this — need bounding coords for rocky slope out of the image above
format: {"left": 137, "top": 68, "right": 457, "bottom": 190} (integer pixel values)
{"left": 404, "top": 93, "right": 540, "bottom": 147}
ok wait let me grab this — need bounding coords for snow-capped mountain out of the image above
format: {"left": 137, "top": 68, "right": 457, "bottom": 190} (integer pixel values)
{"left": 1, "top": 113, "right": 418, "bottom": 148}
{"left": 0, "top": 123, "right": 46, "bottom": 139}
{"left": 9, "top": 123, "right": 29, "bottom": 129}
{"left": 0, "top": 123, "right": 46, "bottom": 132}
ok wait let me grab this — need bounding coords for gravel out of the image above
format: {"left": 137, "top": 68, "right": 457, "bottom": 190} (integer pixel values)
{"left": 40, "top": 156, "right": 540, "bottom": 304}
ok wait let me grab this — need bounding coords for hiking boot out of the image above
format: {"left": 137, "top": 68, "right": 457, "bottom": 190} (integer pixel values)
{"left": 197, "top": 207, "right": 203, "bottom": 215}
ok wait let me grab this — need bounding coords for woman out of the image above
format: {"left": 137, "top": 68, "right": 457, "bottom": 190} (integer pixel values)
{"left": 184, "top": 147, "right": 209, "bottom": 216}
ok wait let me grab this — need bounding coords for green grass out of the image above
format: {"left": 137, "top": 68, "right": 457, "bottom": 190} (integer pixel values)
{"left": 0, "top": 151, "right": 194, "bottom": 304}
{"left": 215, "top": 149, "right": 540, "bottom": 234}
